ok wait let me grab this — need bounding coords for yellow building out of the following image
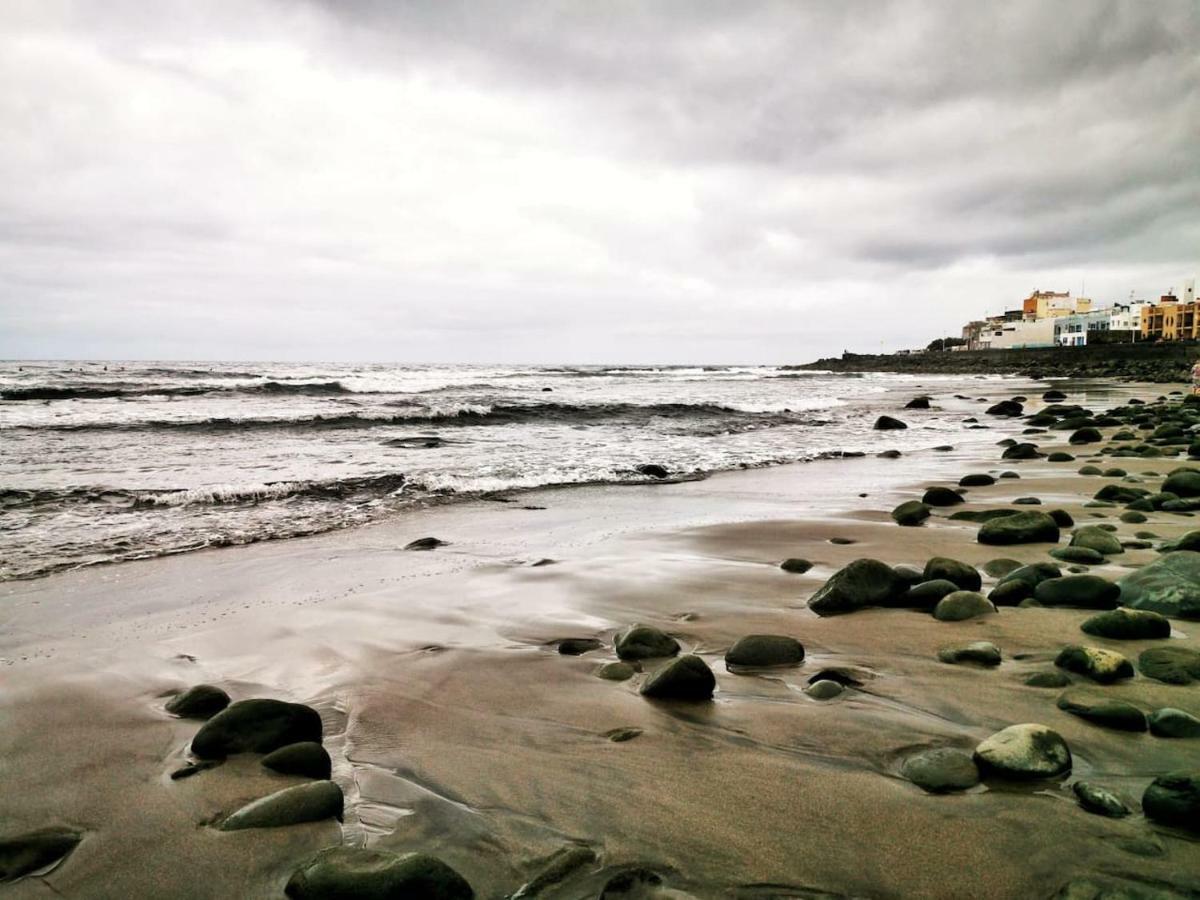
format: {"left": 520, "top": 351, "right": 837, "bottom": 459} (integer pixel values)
{"left": 1140, "top": 295, "right": 1200, "bottom": 341}
{"left": 1021, "top": 290, "right": 1091, "bottom": 320}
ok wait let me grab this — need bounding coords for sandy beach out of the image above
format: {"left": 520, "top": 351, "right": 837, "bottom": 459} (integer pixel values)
{"left": 3, "top": 377, "right": 1199, "bottom": 899}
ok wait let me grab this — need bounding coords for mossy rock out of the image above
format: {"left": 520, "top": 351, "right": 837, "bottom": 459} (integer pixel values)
{"left": 1081, "top": 608, "right": 1171, "bottom": 640}
{"left": 978, "top": 511, "right": 1059, "bottom": 545}
{"left": 1138, "top": 646, "right": 1200, "bottom": 685}
{"left": 933, "top": 591, "right": 996, "bottom": 622}
{"left": 1054, "top": 645, "right": 1134, "bottom": 683}
{"left": 891, "top": 500, "right": 931, "bottom": 526}
{"left": 614, "top": 624, "right": 679, "bottom": 660}
{"left": 973, "top": 724, "right": 1071, "bottom": 779}
{"left": 808, "top": 558, "right": 906, "bottom": 616}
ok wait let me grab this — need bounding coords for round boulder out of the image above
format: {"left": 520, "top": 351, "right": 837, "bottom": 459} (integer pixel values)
{"left": 1142, "top": 772, "right": 1200, "bottom": 830}
{"left": 218, "top": 781, "right": 344, "bottom": 831}
{"left": 1033, "top": 575, "right": 1120, "bottom": 610}
{"left": 937, "top": 641, "right": 1001, "bottom": 667}
{"left": 933, "top": 591, "right": 996, "bottom": 622}
{"left": 922, "top": 487, "right": 964, "bottom": 507}
{"left": 1138, "top": 646, "right": 1200, "bottom": 685}
{"left": 724, "top": 635, "right": 805, "bottom": 669}
{"left": 1149, "top": 707, "right": 1200, "bottom": 738}
{"left": 192, "top": 699, "right": 323, "bottom": 759}
{"left": 1069, "top": 526, "right": 1123, "bottom": 556}
{"left": 897, "top": 579, "right": 960, "bottom": 610}
{"left": 973, "top": 724, "right": 1071, "bottom": 779}
{"left": 1073, "top": 782, "right": 1130, "bottom": 818}
{"left": 1056, "top": 692, "right": 1147, "bottom": 731}
{"left": 874, "top": 416, "right": 907, "bottom": 430}
{"left": 1080, "top": 608, "right": 1171, "bottom": 640}
{"left": 959, "top": 474, "right": 996, "bottom": 487}
{"left": 977, "top": 512, "right": 1060, "bottom": 545}
{"left": 262, "top": 742, "right": 332, "bottom": 781}
{"left": 1054, "top": 645, "right": 1134, "bottom": 683}
{"left": 901, "top": 748, "right": 980, "bottom": 793}
{"left": 165, "top": 684, "right": 231, "bottom": 720}
{"left": 780, "top": 558, "right": 813, "bottom": 574}
{"left": 891, "top": 500, "right": 931, "bottom": 526}
{"left": 614, "top": 624, "right": 680, "bottom": 660}
{"left": 807, "top": 559, "right": 906, "bottom": 616}
{"left": 923, "top": 557, "right": 982, "bottom": 592}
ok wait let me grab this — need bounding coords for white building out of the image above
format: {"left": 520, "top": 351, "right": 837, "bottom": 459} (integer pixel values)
{"left": 978, "top": 318, "right": 1056, "bottom": 349}
{"left": 1109, "top": 302, "right": 1148, "bottom": 335}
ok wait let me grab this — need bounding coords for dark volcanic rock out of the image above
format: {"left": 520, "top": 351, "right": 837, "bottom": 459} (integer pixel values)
{"left": 724, "top": 635, "right": 804, "bottom": 668}
{"left": 780, "top": 558, "right": 813, "bottom": 574}
{"left": 640, "top": 654, "right": 716, "bottom": 700}
{"left": 1054, "top": 645, "right": 1134, "bottom": 683}
{"left": 1142, "top": 772, "right": 1200, "bottom": 830}
{"left": 0, "top": 827, "right": 82, "bottom": 884}
{"left": 921, "top": 486, "right": 964, "bottom": 507}
{"left": 898, "top": 579, "right": 960, "bottom": 609}
{"left": 218, "top": 780, "right": 344, "bottom": 831}
{"left": 1069, "top": 427, "right": 1103, "bottom": 445}
{"left": 983, "top": 558, "right": 1022, "bottom": 578}
{"left": 904, "top": 396, "right": 931, "bottom": 409}
{"left": 1149, "top": 708, "right": 1200, "bottom": 738}
{"left": 807, "top": 558, "right": 906, "bottom": 616}
{"left": 986, "top": 400, "right": 1023, "bottom": 417}
{"left": 874, "top": 415, "right": 907, "bottom": 430}
{"left": 165, "top": 684, "right": 231, "bottom": 720}
{"left": 192, "top": 699, "right": 323, "bottom": 759}
{"left": 614, "top": 624, "right": 679, "bottom": 660}
{"left": 923, "top": 557, "right": 981, "bottom": 591}
{"left": 1048, "top": 546, "right": 1103, "bottom": 565}
{"left": 262, "top": 742, "right": 333, "bottom": 780}
{"left": 636, "top": 464, "right": 669, "bottom": 478}
{"left": 999, "top": 561, "right": 1062, "bottom": 587}
{"left": 959, "top": 473, "right": 996, "bottom": 487}
{"left": 1162, "top": 469, "right": 1200, "bottom": 497}
{"left": 977, "top": 511, "right": 1060, "bottom": 545}
{"left": 989, "top": 580, "right": 1033, "bottom": 606}
{"left": 1069, "top": 525, "right": 1123, "bottom": 556}
{"left": 901, "top": 748, "right": 980, "bottom": 792}
{"left": 1080, "top": 608, "right": 1171, "bottom": 640}
{"left": 1033, "top": 575, "right": 1120, "bottom": 610}
{"left": 1056, "top": 692, "right": 1147, "bottom": 731}
{"left": 1138, "top": 646, "right": 1200, "bottom": 685}
{"left": 1001, "top": 442, "right": 1044, "bottom": 460}
{"left": 891, "top": 500, "right": 931, "bottom": 526}
{"left": 1117, "top": 551, "right": 1200, "bottom": 619}
{"left": 286, "top": 848, "right": 474, "bottom": 899}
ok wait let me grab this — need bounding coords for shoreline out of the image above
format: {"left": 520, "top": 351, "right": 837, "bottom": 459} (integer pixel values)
{"left": 3, "top": 375, "right": 1199, "bottom": 898}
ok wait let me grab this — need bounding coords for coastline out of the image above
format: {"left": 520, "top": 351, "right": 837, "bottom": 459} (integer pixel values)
{"left": 3, "top": 375, "right": 1199, "bottom": 898}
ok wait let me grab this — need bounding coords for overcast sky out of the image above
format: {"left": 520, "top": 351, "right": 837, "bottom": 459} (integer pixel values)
{"left": 1, "top": 1, "right": 1197, "bottom": 363}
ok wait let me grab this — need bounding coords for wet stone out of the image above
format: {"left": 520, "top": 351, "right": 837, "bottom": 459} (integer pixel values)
{"left": 901, "top": 748, "right": 980, "bottom": 793}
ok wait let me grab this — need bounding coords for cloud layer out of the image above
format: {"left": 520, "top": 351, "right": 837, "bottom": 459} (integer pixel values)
{"left": 2, "top": 0, "right": 1197, "bottom": 362}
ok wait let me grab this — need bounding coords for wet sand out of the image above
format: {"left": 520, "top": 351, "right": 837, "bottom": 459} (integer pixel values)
{"left": 2, "top": 378, "right": 1199, "bottom": 898}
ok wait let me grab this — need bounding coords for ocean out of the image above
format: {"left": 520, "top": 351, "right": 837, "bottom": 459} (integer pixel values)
{"left": 0, "top": 361, "right": 1007, "bottom": 580}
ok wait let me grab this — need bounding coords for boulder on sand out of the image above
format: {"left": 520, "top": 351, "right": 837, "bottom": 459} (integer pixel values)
{"left": 614, "top": 624, "right": 680, "bottom": 660}
{"left": 1138, "top": 646, "right": 1200, "bottom": 685}
{"left": 192, "top": 699, "right": 323, "bottom": 759}
{"left": 1069, "top": 526, "right": 1123, "bottom": 556}
{"left": 1162, "top": 469, "right": 1200, "bottom": 498}
{"left": 923, "top": 557, "right": 981, "bottom": 591}
{"left": 640, "top": 655, "right": 716, "bottom": 701}
{"left": 977, "top": 511, "right": 1060, "bottom": 545}
{"left": 165, "top": 684, "right": 231, "bottom": 720}
{"left": 874, "top": 416, "right": 907, "bottom": 430}
{"left": 921, "top": 486, "right": 964, "bottom": 507}
{"left": 1054, "top": 645, "right": 1134, "bottom": 683}
{"left": 1056, "top": 692, "right": 1147, "bottom": 731}
{"left": 1001, "top": 443, "right": 1044, "bottom": 460}
{"left": 986, "top": 400, "right": 1023, "bottom": 417}
{"left": 959, "top": 474, "right": 996, "bottom": 487}
{"left": 780, "top": 558, "right": 813, "bottom": 574}
{"left": 1149, "top": 708, "right": 1200, "bottom": 738}
{"left": 937, "top": 641, "right": 1001, "bottom": 667}
{"left": 285, "top": 848, "right": 474, "bottom": 900}
{"left": 807, "top": 559, "right": 906, "bottom": 616}
{"left": 897, "top": 579, "right": 959, "bottom": 610}
{"left": 891, "top": 500, "right": 931, "bottom": 526}
{"left": 1081, "top": 608, "right": 1171, "bottom": 640}
{"left": 1142, "top": 772, "right": 1200, "bottom": 831}
{"left": 1033, "top": 575, "right": 1120, "bottom": 610}
{"left": 933, "top": 591, "right": 996, "bottom": 622}
{"left": 218, "top": 781, "right": 344, "bottom": 831}
{"left": 973, "top": 724, "right": 1071, "bottom": 779}
{"left": 904, "top": 396, "right": 931, "bottom": 409}
{"left": 1072, "top": 782, "right": 1130, "bottom": 818}
{"left": 901, "top": 748, "right": 980, "bottom": 792}
{"left": 1117, "top": 551, "right": 1200, "bottom": 619}
{"left": 262, "top": 742, "right": 332, "bottom": 780}
{"left": 724, "top": 635, "right": 804, "bottom": 669}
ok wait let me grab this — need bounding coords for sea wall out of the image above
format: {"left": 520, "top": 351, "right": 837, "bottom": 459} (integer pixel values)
{"left": 792, "top": 341, "right": 1200, "bottom": 382}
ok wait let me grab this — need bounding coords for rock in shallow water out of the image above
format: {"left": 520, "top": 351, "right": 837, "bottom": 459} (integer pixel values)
{"left": 805, "top": 679, "right": 845, "bottom": 700}
{"left": 1149, "top": 707, "right": 1200, "bottom": 738}
{"left": 1054, "top": 645, "right": 1134, "bottom": 684}
{"left": 1025, "top": 671, "right": 1071, "bottom": 688}
{"left": 1034, "top": 575, "right": 1120, "bottom": 610}
{"left": 192, "top": 699, "right": 323, "bottom": 759}
{"left": 779, "top": 558, "right": 813, "bottom": 574}
{"left": 1072, "top": 781, "right": 1130, "bottom": 818}
{"left": 874, "top": 415, "right": 907, "bottom": 430}
{"left": 0, "top": 827, "right": 82, "bottom": 884}
{"left": 1056, "top": 692, "right": 1147, "bottom": 732}
{"left": 218, "top": 780, "right": 343, "bottom": 831}
{"left": 557, "top": 638, "right": 603, "bottom": 656}
{"left": 1142, "top": 772, "right": 1200, "bottom": 830}
{"left": 923, "top": 557, "right": 981, "bottom": 591}
{"left": 724, "top": 635, "right": 804, "bottom": 668}
{"left": 640, "top": 655, "right": 715, "bottom": 700}
{"left": 165, "top": 684, "right": 230, "bottom": 720}
{"left": 1080, "top": 607, "right": 1171, "bottom": 640}
{"left": 891, "top": 500, "right": 931, "bottom": 526}
{"left": 286, "top": 848, "right": 473, "bottom": 899}
{"left": 1069, "top": 525, "right": 1123, "bottom": 556}
{"left": 898, "top": 579, "right": 959, "bottom": 610}
{"left": 614, "top": 624, "right": 679, "bottom": 660}
{"left": 1138, "top": 646, "right": 1200, "bottom": 685}
{"left": 595, "top": 662, "right": 637, "bottom": 681}
{"left": 901, "top": 748, "right": 980, "bottom": 793}
{"left": 973, "top": 724, "right": 1071, "bottom": 779}
{"left": 937, "top": 641, "right": 1001, "bottom": 667}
